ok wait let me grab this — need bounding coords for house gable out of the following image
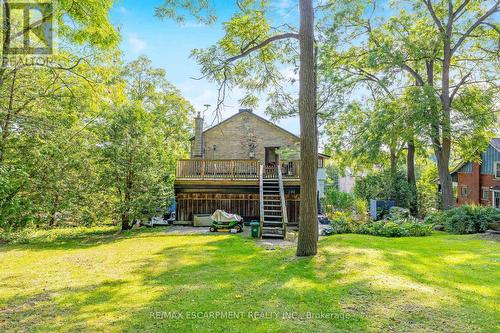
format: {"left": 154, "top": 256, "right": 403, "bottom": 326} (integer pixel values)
{"left": 452, "top": 140, "right": 500, "bottom": 176}
{"left": 199, "top": 111, "right": 299, "bottom": 163}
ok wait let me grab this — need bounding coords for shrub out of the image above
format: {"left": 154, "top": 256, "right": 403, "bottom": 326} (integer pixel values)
{"left": 354, "top": 170, "right": 417, "bottom": 210}
{"left": 323, "top": 187, "right": 356, "bottom": 212}
{"left": 326, "top": 211, "right": 356, "bottom": 234}
{"left": 323, "top": 187, "right": 368, "bottom": 221}
{"left": 438, "top": 205, "right": 500, "bottom": 234}
{"left": 389, "top": 206, "right": 411, "bottom": 219}
{"left": 357, "top": 218, "right": 432, "bottom": 237}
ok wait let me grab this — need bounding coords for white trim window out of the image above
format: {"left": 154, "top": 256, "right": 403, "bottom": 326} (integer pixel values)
{"left": 495, "top": 161, "right": 500, "bottom": 179}
{"left": 460, "top": 186, "right": 469, "bottom": 198}
{"left": 481, "top": 187, "right": 490, "bottom": 201}
{"left": 493, "top": 191, "right": 500, "bottom": 210}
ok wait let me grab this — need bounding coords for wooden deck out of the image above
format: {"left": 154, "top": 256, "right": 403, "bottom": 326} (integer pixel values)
{"left": 176, "top": 159, "right": 301, "bottom": 180}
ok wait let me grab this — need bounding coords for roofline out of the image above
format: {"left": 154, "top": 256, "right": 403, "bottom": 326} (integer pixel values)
{"left": 189, "top": 110, "right": 331, "bottom": 158}
{"left": 492, "top": 138, "right": 500, "bottom": 153}
{"left": 450, "top": 138, "right": 499, "bottom": 175}
{"left": 190, "top": 110, "right": 300, "bottom": 141}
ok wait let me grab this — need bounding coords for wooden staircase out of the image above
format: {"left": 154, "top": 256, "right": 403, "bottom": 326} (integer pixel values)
{"left": 259, "top": 165, "right": 288, "bottom": 239}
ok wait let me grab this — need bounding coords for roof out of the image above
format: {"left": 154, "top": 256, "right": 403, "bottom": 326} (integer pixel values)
{"left": 190, "top": 110, "right": 331, "bottom": 157}
{"left": 190, "top": 109, "right": 300, "bottom": 141}
{"left": 491, "top": 138, "right": 500, "bottom": 152}
{"left": 450, "top": 138, "right": 500, "bottom": 176}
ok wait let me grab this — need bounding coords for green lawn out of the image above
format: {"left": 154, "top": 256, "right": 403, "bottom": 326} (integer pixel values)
{"left": 0, "top": 227, "right": 498, "bottom": 332}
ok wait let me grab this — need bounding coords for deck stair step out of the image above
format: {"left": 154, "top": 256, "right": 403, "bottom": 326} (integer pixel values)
{"left": 261, "top": 233, "right": 284, "bottom": 238}
{"left": 259, "top": 164, "right": 288, "bottom": 240}
{"left": 262, "top": 226, "right": 283, "bottom": 231}
{"left": 263, "top": 221, "right": 283, "bottom": 225}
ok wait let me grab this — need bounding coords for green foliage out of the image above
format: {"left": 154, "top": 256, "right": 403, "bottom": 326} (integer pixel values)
{"left": 0, "top": 225, "right": 117, "bottom": 245}
{"left": 358, "top": 219, "right": 432, "bottom": 237}
{"left": 0, "top": 48, "right": 191, "bottom": 231}
{"left": 354, "top": 170, "right": 417, "bottom": 209}
{"left": 323, "top": 211, "right": 362, "bottom": 235}
{"left": 416, "top": 157, "right": 439, "bottom": 215}
{"left": 426, "top": 205, "right": 500, "bottom": 234}
{"left": 96, "top": 57, "right": 192, "bottom": 229}
{"left": 323, "top": 187, "right": 367, "bottom": 213}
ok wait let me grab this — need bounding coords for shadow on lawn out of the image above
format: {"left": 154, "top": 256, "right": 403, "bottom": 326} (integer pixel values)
{"left": 0, "top": 280, "right": 128, "bottom": 332}
{"left": 0, "top": 227, "right": 168, "bottom": 253}
{"left": 327, "top": 234, "right": 499, "bottom": 331}
{"left": 1, "top": 232, "right": 498, "bottom": 332}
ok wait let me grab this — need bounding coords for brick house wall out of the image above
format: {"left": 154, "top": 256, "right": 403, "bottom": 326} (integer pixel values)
{"left": 456, "top": 162, "right": 500, "bottom": 206}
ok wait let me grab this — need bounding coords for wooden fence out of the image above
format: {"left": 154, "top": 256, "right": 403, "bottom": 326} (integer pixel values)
{"left": 175, "top": 192, "right": 300, "bottom": 224}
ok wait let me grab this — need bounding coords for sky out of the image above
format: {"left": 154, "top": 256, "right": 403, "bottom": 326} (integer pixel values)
{"left": 110, "top": 0, "right": 301, "bottom": 135}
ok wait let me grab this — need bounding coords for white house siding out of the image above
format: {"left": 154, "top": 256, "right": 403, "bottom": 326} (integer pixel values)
{"left": 317, "top": 167, "right": 326, "bottom": 198}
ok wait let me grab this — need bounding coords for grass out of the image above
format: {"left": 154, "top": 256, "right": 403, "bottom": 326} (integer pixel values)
{"left": 0, "top": 227, "right": 498, "bottom": 332}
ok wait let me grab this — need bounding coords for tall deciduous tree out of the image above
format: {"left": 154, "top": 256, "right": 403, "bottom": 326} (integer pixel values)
{"left": 98, "top": 57, "right": 192, "bottom": 230}
{"left": 417, "top": 0, "right": 499, "bottom": 209}
{"left": 322, "top": 0, "right": 499, "bottom": 210}
{"left": 156, "top": 0, "right": 319, "bottom": 255}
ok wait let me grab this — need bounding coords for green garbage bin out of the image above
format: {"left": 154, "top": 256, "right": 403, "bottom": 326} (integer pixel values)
{"left": 250, "top": 220, "right": 260, "bottom": 238}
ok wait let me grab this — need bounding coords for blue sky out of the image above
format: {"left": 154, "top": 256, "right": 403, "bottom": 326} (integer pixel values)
{"left": 110, "top": 0, "right": 301, "bottom": 135}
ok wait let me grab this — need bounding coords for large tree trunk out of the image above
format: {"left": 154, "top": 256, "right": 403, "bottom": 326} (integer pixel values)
{"left": 438, "top": 37, "right": 455, "bottom": 210}
{"left": 436, "top": 140, "right": 455, "bottom": 210}
{"left": 121, "top": 212, "right": 132, "bottom": 230}
{"left": 407, "top": 140, "right": 416, "bottom": 186}
{"left": 296, "top": 0, "right": 318, "bottom": 257}
{"left": 389, "top": 147, "right": 397, "bottom": 176}
{"left": 407, "top": 138, "right": 418, "bottom": 214}
{"left": 121, "top": 165, "right": 134, "bottom": 231}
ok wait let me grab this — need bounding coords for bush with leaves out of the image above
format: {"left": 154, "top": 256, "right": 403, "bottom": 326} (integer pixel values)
{"left": 322, "top": 187, "right": 368, "bottom": 221}
{"left": 358, "top": 219, "right": 432, "bottom": 237}
{"left": 426, "top": 205, "right": 500, "bottom": 234}
{"left": 354, "top": 170, "right": 417, "bottom": 210}
{"left": 325, "top": 211, "right": 361, "bottom": 234}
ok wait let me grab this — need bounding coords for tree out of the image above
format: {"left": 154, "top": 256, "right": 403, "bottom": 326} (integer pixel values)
{"left": 97, "top": 57, "right": 192, "bottom": 230}
{"left": 156, "top": 0, "right": 318, "bottom": 256}
{"left": 321, "top": 0, "right": 499, "bottom": 210}
{"left": 0, "top": 0, "right": 120, "bottom": 229}
{"left": 417, "top": 0, "right": 499, "bottom": 209}
{"left": 157, "top": 0, "right": 319, "bottom": 256}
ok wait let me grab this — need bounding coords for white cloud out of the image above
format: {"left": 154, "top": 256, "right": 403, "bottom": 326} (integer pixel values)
{"left": 271, "top": 0, "right": 298, "bottom": 17}
{"left": 128, "top": 33, "right": 147, "bottom": 53}
{"left": 118, "top": 6, "right": 129, "bottom": 14}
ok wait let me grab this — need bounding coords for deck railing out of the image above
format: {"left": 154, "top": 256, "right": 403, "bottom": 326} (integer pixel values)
{"left": 176, "top": 159, "right": 301, "bottom": 180}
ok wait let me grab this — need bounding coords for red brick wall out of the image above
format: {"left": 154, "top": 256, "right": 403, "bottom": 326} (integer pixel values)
{"left": 457, "top": 162, "right": 500, "bottom": 206}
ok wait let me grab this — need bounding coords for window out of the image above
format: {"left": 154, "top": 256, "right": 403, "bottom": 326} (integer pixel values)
{"left": 495, "top": 161, "right": 500, "bottom": 179}
{"left": 493, "top": 191, "right": 500, "bottom": 209}
{"left": 460, "top": 186, "right": 469, "bottom": 198}
{"left": 482, "top": 187, "right": 490, "bottom": 201}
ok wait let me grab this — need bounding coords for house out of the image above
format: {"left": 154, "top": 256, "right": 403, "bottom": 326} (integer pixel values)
{"left": 174, "top": 108, "right": 329, "bottom": 238}
{"left": 450, "top": 138, "right": 500, "bottom": 209}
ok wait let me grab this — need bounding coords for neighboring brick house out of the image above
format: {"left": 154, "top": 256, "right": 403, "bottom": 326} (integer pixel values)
{"left": 450, "top": 138, "right": 500, "bottom": 209}
{"left": 174, "top": 108, "right": 328, "bottom": 235}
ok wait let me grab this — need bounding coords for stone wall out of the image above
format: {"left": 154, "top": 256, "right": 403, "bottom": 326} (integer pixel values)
{"left": 201, "top": 111, "right": 299, "bottom": 164}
